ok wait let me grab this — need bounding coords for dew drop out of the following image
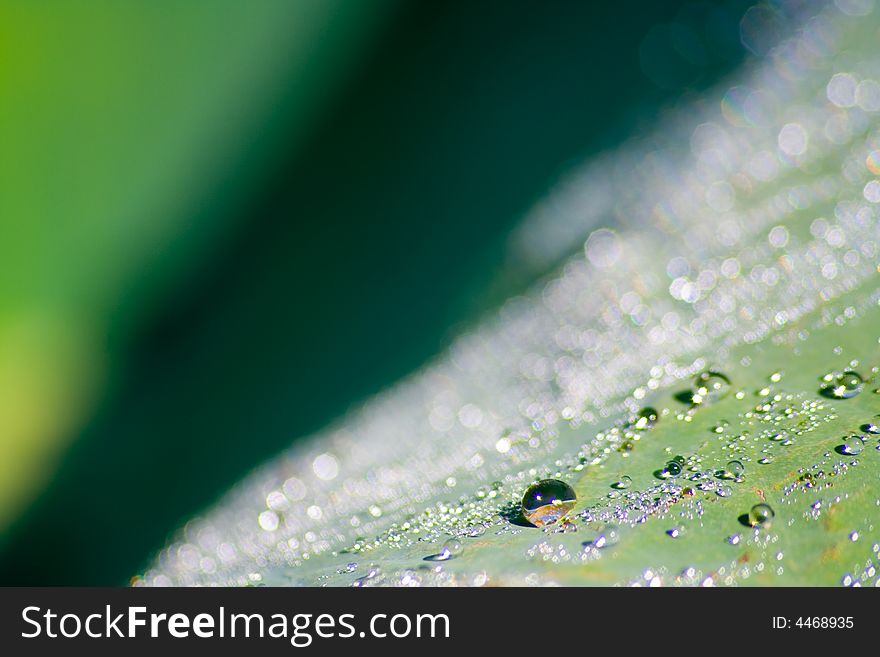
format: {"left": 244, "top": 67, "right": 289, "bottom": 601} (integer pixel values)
{"left": 727, "top": 460, "right": 745, "bottom": 477}
{"left": 824, "top": 371, "right": 864, "bottom": 399}
{"left": 634, "top": 407, "right": 659, "bottom": 430}
{"left": 612, "top": 475, "right": 633, "bottom": 490}
{"left": 692, "top": 370, "right": 732, "bottom": 405}
{"left": 749, "top": 503, "right": 775, "bottom": 528}
{"left": 863, "top": 422, "right": 879, "bottom": 435}
{"left": 664, "top": 460, "right": 683, "bottom": 477}
{"left": 521, "top": 479, "right": 577, "bottom": 527}
{"left": 585, "top": 525, "right": 620, "bottom": 549}
{"left": 439, "top": 538, "right": 463, "bottom": 560}
{"left": 464, "top": 525, "right": 486, "bottom": 538}
{"left": 842, "top": 436, "right": 865, "bottom": 455}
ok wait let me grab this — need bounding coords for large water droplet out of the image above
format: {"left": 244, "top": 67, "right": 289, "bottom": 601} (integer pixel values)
{"left": 521, "top": 479, "right": 576, "bottom": 527}
{"left": 726, "top": 460, "right": 745, "bottom": 477}
{"left": 824, "top": 371, "right": 864, "bottom": 399}
{"left": 634, "top": 407, "right": 659, "bottom": 430}
{"left": 692, "top": 370, "right": 732, "bottom": 404}
{"left": 749, "top": 503, "right": 775, "bottom": 528}
{"left": 663, "top": 455, "right": 685, "bottom": 477}
{"left": 841, "top": 436, "right": 864, "bottom": 455}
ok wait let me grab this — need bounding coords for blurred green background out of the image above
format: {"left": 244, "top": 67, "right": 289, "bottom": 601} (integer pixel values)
{"left": 0, "top": 0, "right": 751, "bottom": 584}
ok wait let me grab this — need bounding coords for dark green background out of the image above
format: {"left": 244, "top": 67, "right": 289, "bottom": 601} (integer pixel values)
{"left": 0, "top": 0, "right": 750, "bottom": 584}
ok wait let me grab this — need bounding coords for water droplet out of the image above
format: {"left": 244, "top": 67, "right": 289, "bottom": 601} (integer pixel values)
{"left": 727, "top": 460, "right": 745, "bottom": 477}
{"left": 464, "top": 525, "right": 486, "bottom": 538}
{"left": 634, "top": 407, "right": 659, "bottom": 430}
{"left": 439, "top": 538, "right": 463, "bottom": 560}
{"left": 664, "top": 460, "right": 683, "bottom": 477}
{"left": 692, "top": 370, "right": 732, "bottom": 405}
{"left": 842, "top": 436, "right": 865, "bottom": 455}
{"left": 824, "top": 371, "right": 864, "bottom": 399}
{"left": 716, "top": 485, "right": 732, "bottom": 498}
{"left": 863, "top": 422, "right": 879, "bottom": 435}
{"left": 666, "top": 527, "right": 684, "bottom": 538}
{"left": 351, "top": 566, "right": 381, "bottom": 587}
{"left": 727, "top": 533, "right": 741, "bottom": 545}
{"left": 584, "top": 525, "right": 620, "bottom": 549}
{"left": 758, "top": 456, "right": 774, "bottom": 465}
{"left": 749, "top": 503, "right": 775, "bottom": 528}
{"left": 424, "top": 537, "right": 464, "bottom": 562}
{"left": 612, "top": 475, "right": 633, "bottom": 489}
{"left": 521, "top": 479, "right": 577, "bottom": 527}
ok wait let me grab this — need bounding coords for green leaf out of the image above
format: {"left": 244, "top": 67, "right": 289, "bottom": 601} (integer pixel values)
{"left": 139, "top": 3, "right": 880, "bottom": 587}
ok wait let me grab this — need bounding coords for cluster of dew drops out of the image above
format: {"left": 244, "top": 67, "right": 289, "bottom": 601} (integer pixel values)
{"left": 344, "top": 356, "right": 879, "bottom": 587}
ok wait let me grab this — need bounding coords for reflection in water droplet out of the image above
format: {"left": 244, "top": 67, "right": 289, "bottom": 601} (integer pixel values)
{"left": 438, "top": 538, "right": 463, "bottom": 560}
{"left": 521, "top": 479, "right": 577, "bottom": 527}
{"left": 634, "top": 407, "right": 659, "bottom": 430}
{"left": 612, "top": 475, "right": 633, "bottom": 489}
{"left": 727, "top": 460, "right": 745, "bottom": 477}
{"left": 664, "top": 456, "right": 684, "bottom": 477}
{"left": 842, "top": 437, "right": 864, "bottom": 455}
{"left": 692, "top": 371, "right": 732, "bottom": 404}
{"left": 749, "top": 503, "right": 775, "bottom": 527}
{"left": 824, "top": 370, "right": 864, "bottom": 398}
{"left": 584, "top": 525, "right": 620, "bottom": 550}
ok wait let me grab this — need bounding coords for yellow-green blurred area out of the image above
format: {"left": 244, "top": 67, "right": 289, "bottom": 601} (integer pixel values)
{"left": 0, "top": 0, "right": 751, "bottom": 583}
{"left": 0, "top": 0, "right": 391, "bottom": 525}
